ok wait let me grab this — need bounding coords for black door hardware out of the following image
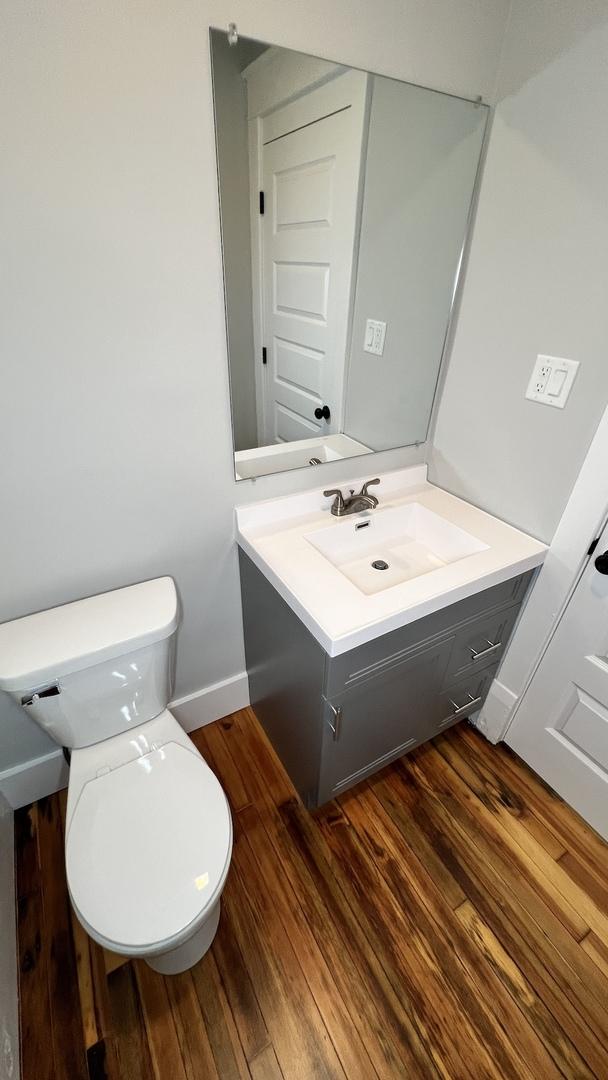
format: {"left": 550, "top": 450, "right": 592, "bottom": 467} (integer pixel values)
{"left": 594, "top": 550, "right": 608, "bottom": 575}
{"left": 314, "top": 405, "right": 331, "bottom": 421}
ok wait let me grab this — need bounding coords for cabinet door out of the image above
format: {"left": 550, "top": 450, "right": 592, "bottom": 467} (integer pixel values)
{"left": 317, "top": 639, "right": 452, "bottom": 805}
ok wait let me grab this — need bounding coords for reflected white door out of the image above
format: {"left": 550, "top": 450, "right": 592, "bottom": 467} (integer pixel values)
{"left": 507, "top": 518, "right": 608, "bottom": 839}
{"left": 259, "top": 72, "right": 367, "bottom": 445}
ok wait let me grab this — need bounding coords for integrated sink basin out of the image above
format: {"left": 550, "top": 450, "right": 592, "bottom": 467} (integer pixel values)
{"left": 304, "top": 502, "right": 489, "bottom": 595}
{"left": 235, "top": 465, "right": 547, "bottom": 656}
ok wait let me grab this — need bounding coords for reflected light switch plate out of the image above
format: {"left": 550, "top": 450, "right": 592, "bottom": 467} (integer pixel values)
{"left": 525, "top": 354, "right": 579, "bottom": 409}
{"left": 363, "top": 319, "right": 387, "bottom": 356}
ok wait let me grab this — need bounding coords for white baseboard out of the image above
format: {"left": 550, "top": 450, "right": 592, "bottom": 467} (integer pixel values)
{"left": 0, "top": 671, "right": 250, "bottom": 809}
{"left": 0, "top": 749, "right": 69, "bottom": 810}
{"left": 170, "top": 671, "right": 250, "bottom": 733}
{"left": 473, "top": 677, "right": 519, "bottom": 744}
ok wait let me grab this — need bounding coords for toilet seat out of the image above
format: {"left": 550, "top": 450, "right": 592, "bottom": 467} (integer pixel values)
{"left": 65, "top": 740, "right": 232, "bottom": 955}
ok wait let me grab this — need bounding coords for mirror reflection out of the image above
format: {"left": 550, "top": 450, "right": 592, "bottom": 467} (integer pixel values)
{"left": 210, "top": 30, "right": 488, "bottom": 480}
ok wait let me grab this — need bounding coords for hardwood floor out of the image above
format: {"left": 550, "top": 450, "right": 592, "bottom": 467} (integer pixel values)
{"left": 15, "top": 707, "right": 608, "bottom": 1079}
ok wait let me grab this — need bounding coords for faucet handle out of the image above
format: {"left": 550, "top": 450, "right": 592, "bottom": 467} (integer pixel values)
{"left": 323, "top": 488, "right": 346, "bottom": 514}
{"left": 360, "top": 478, "right": 380, "bottom": 497}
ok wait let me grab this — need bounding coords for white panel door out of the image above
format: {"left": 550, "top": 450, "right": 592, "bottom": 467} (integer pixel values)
{"left": 259, "top": 73, "right": 367, "bottom": 445}
{"left": 507, "top": 518, "right": 608, "bottom": 839}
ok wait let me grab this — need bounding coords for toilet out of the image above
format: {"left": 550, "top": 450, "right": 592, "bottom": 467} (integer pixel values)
{"left": 0, "top": 577, "right": 232, "bottom": 974}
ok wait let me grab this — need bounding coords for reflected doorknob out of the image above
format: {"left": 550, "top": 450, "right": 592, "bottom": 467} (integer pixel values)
{"left": 594, "top": 551, "right": 608, "bottom": 575}
{"left": 314, "top": 405, "right": 331, "bottom": 421}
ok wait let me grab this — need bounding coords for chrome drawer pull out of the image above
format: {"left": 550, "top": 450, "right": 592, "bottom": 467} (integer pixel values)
{"left": 470, "top": 638, "right": 501, "bottom": 661}
{"left": 444, "top": 693, "right": 483, "bottom": 722}
{"left": 327, "top": 703, "right": 343, "bottom": 741}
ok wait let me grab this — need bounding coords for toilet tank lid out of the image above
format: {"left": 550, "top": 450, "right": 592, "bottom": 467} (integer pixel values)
{"left": 0, "top": 577, "right": 178, "bottom": 692}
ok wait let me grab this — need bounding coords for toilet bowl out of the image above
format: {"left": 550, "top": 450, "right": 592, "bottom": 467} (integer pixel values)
{"left": 65, "top": 710, "right": 232, "bottom": 974}
{"left": 0, "top": 577, "right": 233, "bottom": 973}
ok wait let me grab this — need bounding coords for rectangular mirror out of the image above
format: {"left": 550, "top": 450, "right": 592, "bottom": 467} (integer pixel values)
{"left": 210, "top": 29, "right": 489, "bottom": 481}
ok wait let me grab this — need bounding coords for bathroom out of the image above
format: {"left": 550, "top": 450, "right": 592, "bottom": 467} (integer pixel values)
{"left": 1, "top": 0, "right": 608, "bottom": 1076}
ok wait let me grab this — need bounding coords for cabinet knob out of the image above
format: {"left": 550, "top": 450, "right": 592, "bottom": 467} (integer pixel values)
{"left": 314, "top": 405, "right": 331, "bottom": 421}
{"left": 595, "top": 550, "right": 608, "bottom": 575}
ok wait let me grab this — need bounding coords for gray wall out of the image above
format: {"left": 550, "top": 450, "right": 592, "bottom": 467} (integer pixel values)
{"left": 211, "top": 31, "right": 260, "bottom": 452}
{"left": 345, "top": 76, "right": 487, "bottom": 450}
{"left": 0, "top": 0, "right": 510, "bottom": 773}
{"left": 429, "top": 2, "right": 608, "bottom": 542}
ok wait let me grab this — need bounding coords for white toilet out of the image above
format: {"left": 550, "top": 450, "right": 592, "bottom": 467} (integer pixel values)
{"left": 0, "top": 577, "right": 232, "bottom": 975}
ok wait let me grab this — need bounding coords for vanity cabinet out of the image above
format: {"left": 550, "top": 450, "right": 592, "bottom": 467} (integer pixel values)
{"left": 239, "top": 550, "right": 531, "bottom": 808}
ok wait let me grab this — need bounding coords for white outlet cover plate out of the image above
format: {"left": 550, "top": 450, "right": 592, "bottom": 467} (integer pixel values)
{"left": 525, "top": 354, "right": 579, "bottom": 409}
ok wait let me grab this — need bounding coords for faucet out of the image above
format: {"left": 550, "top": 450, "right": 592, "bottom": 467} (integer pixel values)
{"left": 323, "top": 478, "right": 380, "bottom": 517}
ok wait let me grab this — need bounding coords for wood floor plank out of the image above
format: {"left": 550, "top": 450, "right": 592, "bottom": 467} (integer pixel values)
{"left": 165, "top": 970, "right": 220, "bottom": 1080}
{"left": 211, "top": 901, "right": 271, "bottom": 1062}
{"left": 559, "top": 849, "right": 608, "bottom": 916}
{"left": 191, "top": 950, "right": 250, "bottom": 1079}
{"left": 249, "top": 1044, "right": 284, "bottom": 1080}
{"left": 108, "top": 964, "right": 154, "bottom": 1080}
{"left": 193, "top": 716, "right": 252, "bottom": 812}
{"left": 454, "top": 899, "right": 586, "bottom": 1080}
{"left": 345, "top": 784, "right": 563, "bottom": 1080}
{"left": 36, "top": 794, "right": 89, "bottom": 1080}
{"left": 233, "top": 708, "right": 295, "bottom": 808}
{"left": 580, "top": 931, "right": 608, "bottom": 981}
{"left": 69, "top": 905, "right": 102, "bottom": 1050}
{"left": 228, "top": 825, "right": 348, "bottom": 1080}
{"left": 17, "top": 713, "right": 608, "bottom": 1080}
{"left": 414, "top": 742, "right": 608, "bottom": 1010}
{"left": 228, "top": 712, "right": 437, "bottom": 1077}
{"left": 397, "top": 748, "right": 608, "bottom": 1076}
{"left": 134, "top": 961, "right": 188, "bottom": 1080}
{"left": 431, "top": 735, "right": 608, "bottom": 980}
{"left": 518, "top": 807, "right": 567, "bottom": 859}
{"left": 266, "top": 806, "right": 420, "bottom": 1078}
{"left": 318, "top": 798, "right": 521, "bottom": 1080}
{"left": 237, "top": 803, "right": 377, "bottom": 1080}
{"left": 14, "top": 803, "right": 39, "bottom": 901}
{"left": 434, "top": 732, "right": 591, "bottom": 941}
{"left": 459, "top": 724, "right": 608, "bottom": 880}
{"left": 445, "top": 730, "right": 608, "bottom": 941}
{"left": 17, "top": 890, "right": 55, "bottom": 1080}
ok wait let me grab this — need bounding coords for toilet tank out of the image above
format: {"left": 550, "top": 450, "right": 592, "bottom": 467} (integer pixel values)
{"left": 0, "top": 578, "right": 178, "bottom": 749}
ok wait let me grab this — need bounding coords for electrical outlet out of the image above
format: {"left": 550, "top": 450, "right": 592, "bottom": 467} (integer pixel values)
{"left": 535, "top": 364, "right": 550, "bottom": 393}
{"left": 525, "top": 354, "right": 579, "bottom": 409}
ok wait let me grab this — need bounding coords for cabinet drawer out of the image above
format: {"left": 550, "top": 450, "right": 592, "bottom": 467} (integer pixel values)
{"left": 317, "top": 638, "right": 452, "bottom": 805}
{"left": 324, "top": 572, "right": 533, "bottom": 698}
{"left": 444, "top": 605, "right": 519, "bottom": 684}
{"left": 435, "top": 666, "right": 497, "bottom": 736}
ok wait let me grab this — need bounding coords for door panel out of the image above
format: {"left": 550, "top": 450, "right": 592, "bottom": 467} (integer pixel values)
{"left": 260, "top": 72, "right": 368, "bottom": 444}
{"left": 507, "top": 520, "right": 608, "bottom": 840}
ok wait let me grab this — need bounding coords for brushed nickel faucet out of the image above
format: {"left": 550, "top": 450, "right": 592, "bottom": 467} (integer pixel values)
{"left": 323, "top": 478, "right": 380, "bottom": 517}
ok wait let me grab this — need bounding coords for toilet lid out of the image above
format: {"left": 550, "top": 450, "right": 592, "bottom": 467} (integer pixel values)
{"left": 66, "top": 743, "right": 232, "bottom": 950}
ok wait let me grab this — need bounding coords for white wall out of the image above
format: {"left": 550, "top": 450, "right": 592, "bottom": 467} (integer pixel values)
{"left": 429, "top": 1, "right": 608, "bottom": 543}
{"left": 0, "top": 0, "right": 510, "bottom": 779}
{"left": 0, "top": 795, "right": 18, "bottom": 1080}
{"left": 345, "top": 75, "right": 487, "bottom": 451}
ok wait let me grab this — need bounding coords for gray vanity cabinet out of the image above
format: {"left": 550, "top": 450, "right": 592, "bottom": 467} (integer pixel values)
{"left": 239, "top": 549, "right": 531, "bottom": 808}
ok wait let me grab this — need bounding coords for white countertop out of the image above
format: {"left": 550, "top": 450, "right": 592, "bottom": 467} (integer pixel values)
{"left": 236, "top": 466, "right": 547, "bottom": 656}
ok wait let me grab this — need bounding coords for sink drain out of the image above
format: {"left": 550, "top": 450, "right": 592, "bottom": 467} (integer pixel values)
{"left": 371, "top": 559, "right": 389, "bottom": 571}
